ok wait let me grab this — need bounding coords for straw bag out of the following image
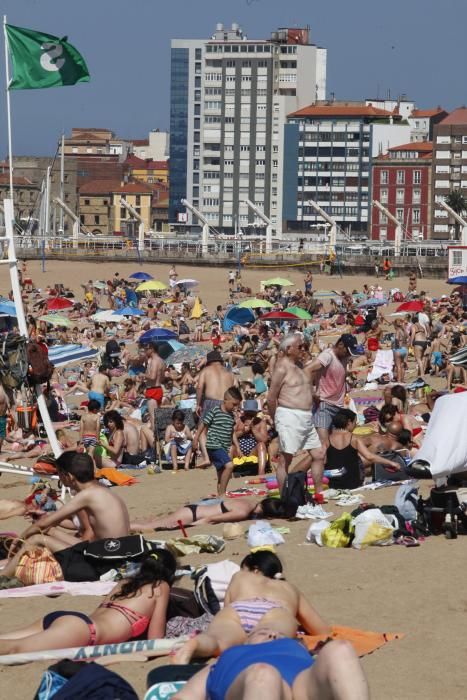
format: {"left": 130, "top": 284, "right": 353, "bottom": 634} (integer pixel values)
{"left": 15, "top": 545, "right": 63, "bottom": 585}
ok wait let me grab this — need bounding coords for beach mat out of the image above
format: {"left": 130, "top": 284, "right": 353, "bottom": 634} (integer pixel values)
{"left": 302, "top": 624, "right": 403, "bottom": 657}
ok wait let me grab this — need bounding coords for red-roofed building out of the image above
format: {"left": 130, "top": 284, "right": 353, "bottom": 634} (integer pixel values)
{"left": 123, "top": 155, "right": 169, "bottom": 184}
{"left": 371, "top": 143, "right": 433, "bottom": 242}
{"left": 431, "top": 108, "right": 467, "bottom": 239}
{"left": 408, "top": 107, "right": 448, "bottom": 142}
{"left": 283, "top": 102, "right": 411, "bottom": 234}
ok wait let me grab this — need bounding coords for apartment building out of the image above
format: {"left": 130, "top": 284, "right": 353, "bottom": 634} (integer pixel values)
{"left": 432, "top": 108, "right": 467, "bottom": 239}
{"left": 282, "top": 103, "right": 410, "bottom": 234}
{"left": 169, "top": 23, "right": 326, "bottom": 233}
{"left": 371, "top": 142, "right": 432, "bottom": 242}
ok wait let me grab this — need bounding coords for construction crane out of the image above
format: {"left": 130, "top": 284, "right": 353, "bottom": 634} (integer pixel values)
{"left": 372, "top": 200, "right": 403, "bottom": 257}
{"left": 243, "top": 199, "right": 273, "bottom": 254}
{"left": 181, "top": 199, "right": 209, "bottom": 254}
{"left": 120, "top": 197, "right": 145, "bottom": 251}
{"left": 438, "top": 200, "right": 467, "bottom": 246}
{"left": 306, "top": 199, "right": 338, "bottom": 250}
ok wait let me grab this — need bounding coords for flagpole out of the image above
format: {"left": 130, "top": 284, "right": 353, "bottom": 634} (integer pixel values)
{"left": 2, "top": 17, "right": 62, "bottom": 459}
{"left": 3, "top": 15, "right": 13, "bottom": 200}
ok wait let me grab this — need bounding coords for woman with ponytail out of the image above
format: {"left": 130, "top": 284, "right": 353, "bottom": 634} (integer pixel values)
{"left": 0, "top": 549, "right": 176, "bottom": 655}
{"left": 174, "top": 551, "right": 330, "bottom": 664}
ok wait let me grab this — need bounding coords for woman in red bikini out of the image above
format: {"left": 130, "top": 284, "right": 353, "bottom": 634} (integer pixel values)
{"left": 0, "top": 550, "right": 176, "bottom": 654}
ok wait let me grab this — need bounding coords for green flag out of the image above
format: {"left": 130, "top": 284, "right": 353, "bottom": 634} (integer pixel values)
{"left": 6, "top": 24, "right": 90, "bottom": 90}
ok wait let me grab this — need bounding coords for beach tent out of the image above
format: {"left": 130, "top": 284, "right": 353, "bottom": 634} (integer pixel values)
{"left": 222, "top": 306, "right": 255, "bottom": 332}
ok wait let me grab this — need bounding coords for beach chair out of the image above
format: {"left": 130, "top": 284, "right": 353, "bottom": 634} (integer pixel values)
{"left": 153, "top": 407, "right": 196, "bottom": 470}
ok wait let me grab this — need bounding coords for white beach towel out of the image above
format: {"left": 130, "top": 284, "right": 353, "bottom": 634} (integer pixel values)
{"left": 367, "top": 350, "right": 394, "bottom": 382}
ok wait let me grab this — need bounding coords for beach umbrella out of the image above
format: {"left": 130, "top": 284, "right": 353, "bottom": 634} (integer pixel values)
{"left": 358, "top": 298, "right": 387, "bottom": 308}
{"left": 129, "top": 272, "right": 154, "bottom": 281}
{"left": 190, "top": 297, "right": 203, "bottom": 320}
{"left": 38, "top": 314, "right": 72, "bottom": 328}
{"left": 238, "top": 298, "right": 274, "bottom": 309}
{"left": 395, "top": 300, "right": 424, "bottom": 313}
{"left": 139, "top": 328, "right": 178, "bottom": 343}
{"left": 448, "top": 275, "right": 467, "bottom": 285}
{"left": 113, "top": 306, "right": 145, "bottom": 317}
{"left": 46, "top": 297, "right": 74, "bottom": 311}
{"left": 169, "top": 344, "right": 209, "bottom": 365}
{"left": 286, "top": 306, "right": 312, "bottom": 320}
{"left": 91, "top": 310, "right": 124, "bottom": 323}
{"left": 259, "top": 311, "right": 301, "bottom": 321}
{"left": 0, "top": 299, "right": 17, "bottom": 317}
{"left": 222, "top": 306, "right": 255, "bottom": 332}
{"left": 177, "top": 278, "right": 199, "bottom": 288}
{"left": 262, "top": 277, "right": 294, "bottom": 287}
{"left": 136, "top": 280, "right": 168, "bottom": 292}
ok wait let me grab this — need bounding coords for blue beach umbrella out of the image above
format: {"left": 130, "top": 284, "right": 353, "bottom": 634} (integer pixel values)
{"left": 0, "top": 298, "right": 17, "bottom": 317}
{"left": 139, "top": 328, "right": 178, "bottom": 343}
{"left": 129, "top": 272, "right": 154, "bottom": 281}
{"left": 113, "top": 306, "right": 145, "bottom": 317}
{"left": 448, "top": 275, "right": 467, "bottom": 285}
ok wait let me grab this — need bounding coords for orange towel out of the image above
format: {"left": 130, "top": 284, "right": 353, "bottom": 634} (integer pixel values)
{"left": 302, "top": 625, "right": 403, "bottom": 657}
{"left": 95, "top": 468, "right": 137, "bottom": 486}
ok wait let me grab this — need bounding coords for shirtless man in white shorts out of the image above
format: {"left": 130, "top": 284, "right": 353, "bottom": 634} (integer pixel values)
{"left": 268, "top": 334, "right": 325, "bottom": 496}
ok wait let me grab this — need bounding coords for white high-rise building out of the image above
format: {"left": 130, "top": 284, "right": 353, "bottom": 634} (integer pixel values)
{"left": 169, "top": 23, "right": 326, "bottom": 234}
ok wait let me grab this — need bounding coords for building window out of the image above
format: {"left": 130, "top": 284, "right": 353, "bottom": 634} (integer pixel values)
{"left": 396, "top": 208, "right": 404, "bottom": 221}
{"left": 413, "top": 170, "right": 421, "bottom": 184}
{"left": 396, "top": 188, "right": 405, "bottom": 203}
{"left": 396, "top": 170, "right": 405, "bottom": 184}
{"left": 413, "top": 188, "right": 421, "bottom": 203}
{"left": 379, "top": 212, "right": 387, "bottom": 224}
{"left": 412, "top": 209, "right": 420, "bottom": 224}
{"left": 94, "top": 215, "right": 100, "bottom": 225}
{"left": 84, "top": 199, "right": 90, "bottom": 206}
{"left": 120, "top": 208, "right": 126, "bottom": 219}
{"left": 380, "top": 188, "right": 388, "bottom": 203}
{"left": 72, "top": 147, "right": 78, "bottom": 153}
{"left": 380, "top": 170, "right": 388, "bottom": 184}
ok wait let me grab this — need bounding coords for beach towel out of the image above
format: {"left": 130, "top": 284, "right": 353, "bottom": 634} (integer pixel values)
{"left": 48, "top": 344, "right": 98, "bottom": 368}
{"left": 95, "top": 467, "right": 138, "bottom": 486}
{"left": 412, "top": 392, "right": 467, "bottom": 482}
{"left": 0, "top": 580, "right": 115, "bottom": 598}
{"left": 367, "top": 350, "right": 394, "bottom": 382}
{"left": 302, "top": 625, "right": 403, "bottom": 657}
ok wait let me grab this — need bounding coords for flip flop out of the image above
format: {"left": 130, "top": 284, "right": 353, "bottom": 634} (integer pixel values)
{"left": 394, "top": 535, "right": 420, "bottom": 547}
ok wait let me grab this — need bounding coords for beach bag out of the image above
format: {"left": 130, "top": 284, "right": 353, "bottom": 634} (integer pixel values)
{"left": 395, "top": 484, "right": 419, "bottom": 521}
{"left": 247, "top": 520, "right": 285, "bottom": 548}
{"left": 193, "top": 568, "right": 221, "bottom": 615}
{"left": 35, "top": 669, "right": 68, "bottom": 700}
{"left": 281, "top": 471, "right": 309, "bottom": 517}
{"left": 321, "top": 513, "right": 354, "bottom": 548}
{"left": 352, "top": 508, "right": 396, "bottom": 549}
{"left": 15, "top": 545, "right": 63, "bottom": 584}
{"left": 33, "top": 455, "right": 58, "bottom": 476}
{"left": 27, "top": 340, "right": 54, "bottom": 384}
{"left": 0, "top": 334, "right": 28, "bottom": 390}
{"left": 83, "top": 534, "right": 147, "bottom": 561}
{"left": 50, "top": 662, "right": 138, "bottom": 700}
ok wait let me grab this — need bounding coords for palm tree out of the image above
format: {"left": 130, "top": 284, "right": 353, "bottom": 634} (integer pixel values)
{"left": 445, "top": 190, "right": 467, "bottom": 240}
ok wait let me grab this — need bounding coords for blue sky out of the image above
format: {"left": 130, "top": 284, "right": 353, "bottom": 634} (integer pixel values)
{"left": 1, "top": 0, "right": 467, "bottom": 156}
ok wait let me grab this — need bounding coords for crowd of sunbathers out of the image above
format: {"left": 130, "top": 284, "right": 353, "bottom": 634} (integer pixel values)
{"left": 0, "top": 263, "right": 466, "bottom": 697}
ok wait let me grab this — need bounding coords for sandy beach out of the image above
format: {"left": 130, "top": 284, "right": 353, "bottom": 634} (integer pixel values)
{"left": 0, "top": 260, "right": 465, "bottom": 698}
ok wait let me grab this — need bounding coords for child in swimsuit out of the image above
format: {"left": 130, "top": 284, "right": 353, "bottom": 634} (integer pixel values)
{"left": 0, "top": 550, "right": 176, "bottom": 654}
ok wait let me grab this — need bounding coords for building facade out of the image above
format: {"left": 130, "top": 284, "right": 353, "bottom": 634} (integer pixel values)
{"left": 283, "top": 103, "right": 410, "bottom": 235}
{"left": 123, "top": 155, "right": 169, "bottom": 184}
{"left": 432, "top": 108, "right": 467, "bottom": 240}
{"left": 169, "top": 23, "right": 327, "bottom": 233}
{"left": 371, "top": 142, "right": 432, "bottom": 242}
{"left": 64, "top": 128, "right": 131, "bottom": 160}
{"left": 132, "top": 130, "right": 169, "bottom": 161}
{"left": 78, "top": 180, "right": 153, "bottom": 235}
{"left": 0, "top": 174, "right": 39, "bottom": 230}
{"left": 408, "top": 108, "right": 448, "bottom": 143}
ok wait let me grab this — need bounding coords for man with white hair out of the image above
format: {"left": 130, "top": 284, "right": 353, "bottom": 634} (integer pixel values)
{"left": 268, "top": 333, "right": 325, "bottom": 497}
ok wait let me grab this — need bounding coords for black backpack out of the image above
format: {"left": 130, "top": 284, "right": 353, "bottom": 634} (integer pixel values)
{"left": 281, "top": 472, "right": 310, "bottom": 518}
{"left": 0, "top": 334, "right": 28, "bottom": 390}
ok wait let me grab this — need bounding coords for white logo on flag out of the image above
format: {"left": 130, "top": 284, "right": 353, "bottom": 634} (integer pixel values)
{"left": 40, "top": 43, "right": 65, "bottom": 72}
